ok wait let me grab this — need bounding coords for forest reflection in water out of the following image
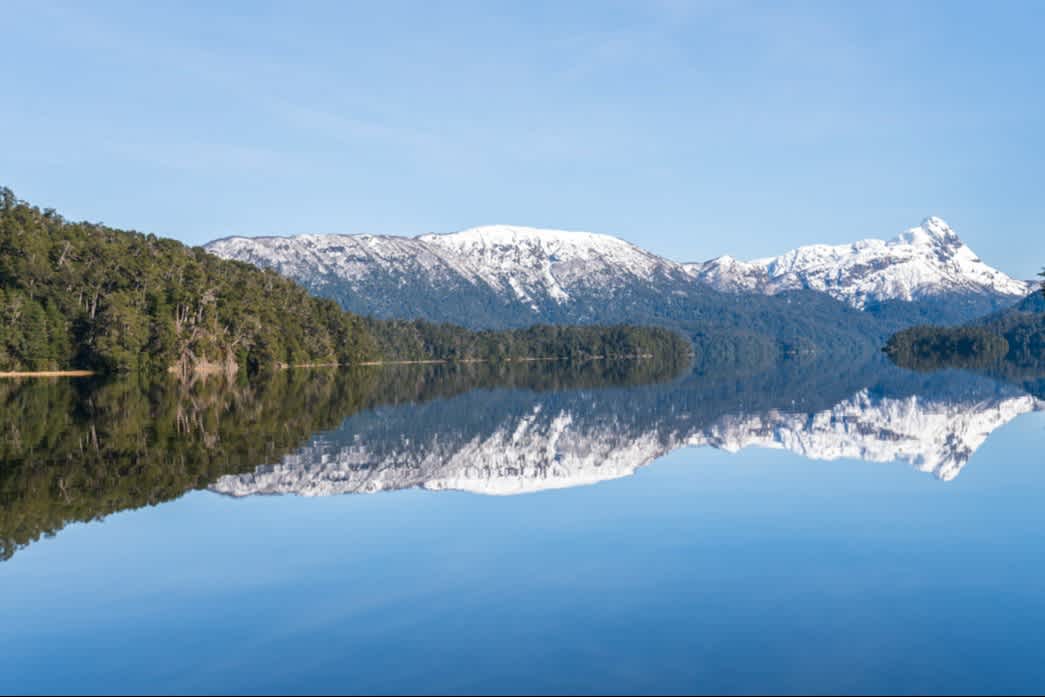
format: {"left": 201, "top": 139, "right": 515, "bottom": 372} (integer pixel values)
{"left": 0, "top": 357, "right": 685, "bottom": 560}
{"left": 1, "top": 349, "right": 1042, "bottom": 561}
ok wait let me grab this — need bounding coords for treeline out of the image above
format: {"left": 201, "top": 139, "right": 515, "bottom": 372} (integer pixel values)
{"left": 363, "top": 318, "right": 689, "bottom": 363}
{"left": 970, "top": 289, "right": 1045, "bottom": 365}
{"left": 883, "top": 326, "right": 1010, "bottom": 372}
{"left": 884, "top": 282, "right": 1045, "bottom": 373}
{"left": 0, "top": 188, "right": 688, "bottom": 374}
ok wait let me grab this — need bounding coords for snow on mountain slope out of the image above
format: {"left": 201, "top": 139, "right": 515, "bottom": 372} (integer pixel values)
{"left": 207, "top": 225, "right": 690, "bottom": 316}
{"left": 206, "top": 217, "right": 1030, "bottom": 325}
{"left": 685, "top": 217, "right": 1032, "bottom": 308}
{"left": 418, "top": 225, "right": 680, "bottom": 308}
{"left": 205, "top": 233, "right": 476, "bottom": 291}
{"left": 209, "top": 387, "right": 1042, "bottom": 498}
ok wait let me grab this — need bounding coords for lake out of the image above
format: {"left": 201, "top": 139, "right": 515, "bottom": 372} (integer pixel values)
{"left": 2, "top": 356, "right": 1044, "bottom": 695}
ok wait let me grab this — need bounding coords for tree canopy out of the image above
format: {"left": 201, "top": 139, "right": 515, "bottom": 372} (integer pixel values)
{"left": 884, "top": 279, "right": 1045, "bottom": 374}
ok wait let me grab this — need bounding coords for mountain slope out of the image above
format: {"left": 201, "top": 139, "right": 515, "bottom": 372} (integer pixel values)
{"left": 418, "top": 225, "right": 688, "bottom": 310}
{"left": 207, "top": 225, "right": 696, "bottom": 328}
{"left": 206, "top": 218, "right": 1028, "bottom": 340}
{"left": 685, "top": 217, "right": 1030, "bottom": 311}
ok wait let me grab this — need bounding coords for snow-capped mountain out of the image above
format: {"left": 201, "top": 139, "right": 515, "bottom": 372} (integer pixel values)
{"left": 210, "top": 375, "right": 1043, "bottom": 498}
{"left": 685, "top": 217, "right": 1032, "bottom": 309}
{"left": 206, "top": 225, "right": 693, "bottom": 326}
{"left": 418, "top": 226, "right": 686, "bottom": 311}
{"left": 205, "top": 218, "right": 1030, "bottom": 330}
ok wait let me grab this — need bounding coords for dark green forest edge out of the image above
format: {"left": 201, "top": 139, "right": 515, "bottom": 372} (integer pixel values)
{"left": 884, "top": 274, "right": 1045, "bottom": 377}
{"left": 0, "top": 188, "right": 689, "bottom": 375}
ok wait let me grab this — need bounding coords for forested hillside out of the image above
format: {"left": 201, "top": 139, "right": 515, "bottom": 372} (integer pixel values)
{"left": 363, "top": 319, "right": 689, "bottom": 363}
{"left": 0, "top": 189, "right": 688, "bottom": 374}
{"left": 884, "top": 280, "right": 1045, "bottom": 372}
{"left": 0, "top": 189, "right": 379, "bottom": 373}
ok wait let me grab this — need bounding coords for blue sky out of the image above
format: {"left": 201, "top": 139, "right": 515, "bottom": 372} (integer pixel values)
{"left": 2, "top": 1, "right": 1043, "bottom": 277}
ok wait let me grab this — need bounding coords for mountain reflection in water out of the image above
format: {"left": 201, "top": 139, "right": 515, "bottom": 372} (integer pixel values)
{"left": 2, "top": 353, "right": 1041, "bottom": 560}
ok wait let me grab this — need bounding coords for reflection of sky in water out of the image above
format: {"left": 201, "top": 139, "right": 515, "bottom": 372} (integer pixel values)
{"left": 2, "top": 411, "right": 1043, "bottom": 694}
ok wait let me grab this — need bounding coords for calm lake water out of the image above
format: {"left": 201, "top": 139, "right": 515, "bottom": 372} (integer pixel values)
{"left": 2, "top": 357, "right": 1044, "bottom": 695}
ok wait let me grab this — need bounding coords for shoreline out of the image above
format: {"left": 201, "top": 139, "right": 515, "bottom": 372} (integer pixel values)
{"left": 0, "top": 354, "right": 660, "bottom": 379}
{"left": 295, "top": 354, "right": 655, "bottom": 368}
{"left": 0, "top": 370, "right": 96, "bottom": 379}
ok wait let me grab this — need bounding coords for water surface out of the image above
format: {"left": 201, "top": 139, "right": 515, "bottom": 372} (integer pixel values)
{"left": 2, "top": 357, "right": 1043, "bottom": 694}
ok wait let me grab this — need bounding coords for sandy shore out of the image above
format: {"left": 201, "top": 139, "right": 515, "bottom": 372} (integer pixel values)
{"left": 0, "top": 370, "right": 96, "bottom": 378}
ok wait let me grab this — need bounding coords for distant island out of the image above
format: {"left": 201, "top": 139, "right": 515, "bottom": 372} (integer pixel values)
{"left": 0, "top": 188, "right": 689, "bottom": 376}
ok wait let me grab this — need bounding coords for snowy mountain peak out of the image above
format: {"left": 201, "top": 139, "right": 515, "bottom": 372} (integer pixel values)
{"left": 921, "top": 215, "right": 951, "bottom": 231}
{"left": 688, "top": 218, "right": 1031, "bottom": 309}
{"left": 419, "top": 224, "right": 662, "bottom": 269}
{"left": 414, "top": 225, "right": 678, "bottom": 308}
{"left": 899, "top": 216, "right": 961, "bottom": 248}
{"left": 421, "top": 224, "right": 627, "bottom": 248}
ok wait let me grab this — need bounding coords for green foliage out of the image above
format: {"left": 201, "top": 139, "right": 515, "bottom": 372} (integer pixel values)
{"left": 0, "top": 188, "right": 381, "bottom": 373}
{"left": 971, "top": 291, "right": 1045, "bottom": 366}
{"left": 883, "top": 325, "right": 1010, "bottom": 372}
{"left": 364, "top": 319, "right": 690, "bottom": 364}
{"left": 0, "top": 188, "right": 689, "bottom": 374}
{"left": 884, "top": 285, "right": 1045, "bottom": 374}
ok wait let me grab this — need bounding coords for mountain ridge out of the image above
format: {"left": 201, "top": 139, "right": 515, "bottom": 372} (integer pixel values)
{"left": 686, "top": 217, "right": 1031, "bottom": 308}
{"left": 206, "top": 218, "right": 1029, "bottom": 337}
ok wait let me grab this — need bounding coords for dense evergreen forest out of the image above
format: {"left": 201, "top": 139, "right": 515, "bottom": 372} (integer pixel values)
{"left": 884, "top": 279, "right": 1045, "bottom": 373}
{"left": 883, "top": 325, "right": 1012, "bottom": 371}
{"left": 0, "top": 189, "right": 688, "bottom": 374}
{"left": 363, "top": 318, "right": 690, "bottom": 364}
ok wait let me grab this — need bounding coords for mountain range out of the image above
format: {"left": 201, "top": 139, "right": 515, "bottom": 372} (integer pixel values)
{"left": 206, "top": 218, "right": 1033, "bottom": 341}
